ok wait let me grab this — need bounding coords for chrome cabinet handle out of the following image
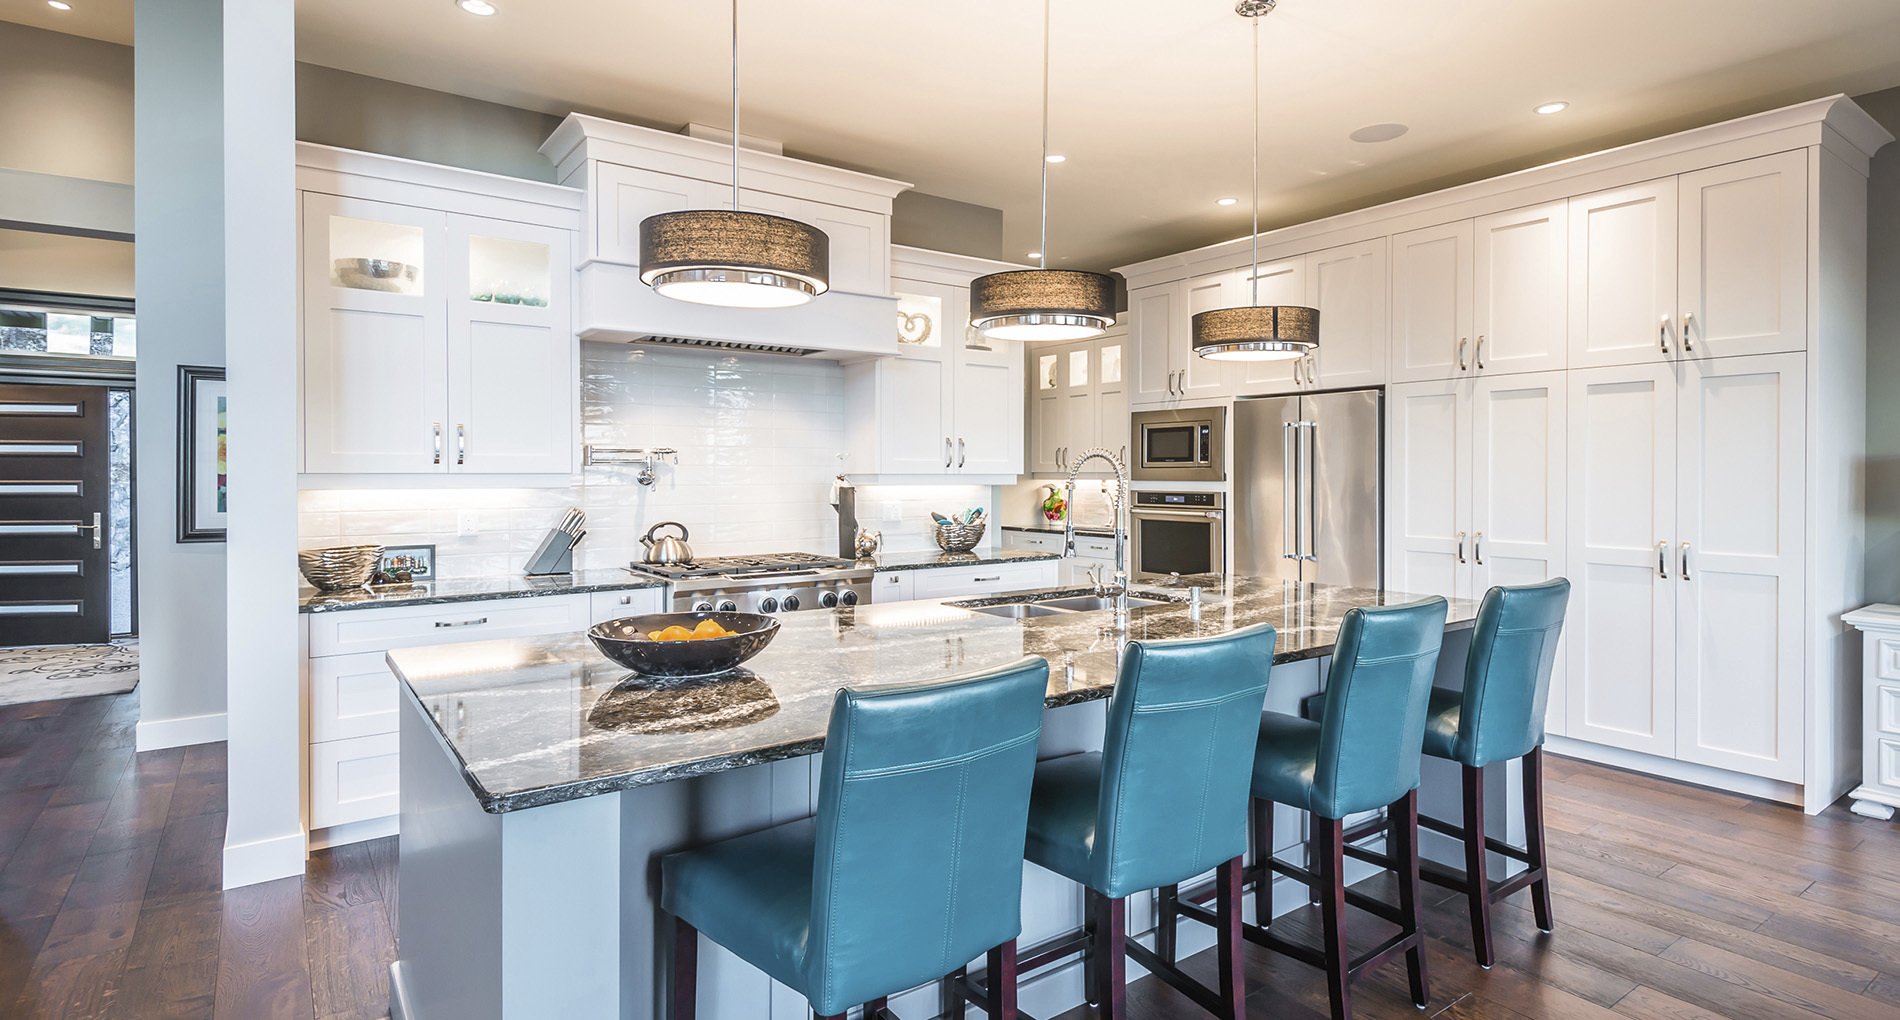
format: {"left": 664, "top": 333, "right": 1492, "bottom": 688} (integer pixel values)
{"left": 434, "top": 617, "right": 489, "bottom": 629}
{"left": 957, "top": 438, "right": 966, "bottom": 469}
{"left": 1119, "top": 444, "right": 1127, "bottom": 467}
{"left": 1682, "top": 311, "right": 1695, "bottom": 352}
{"left": 1456, "top": 531, "right": 1467, "bottom": 564}
{"left": 974, "top": 575, "right": 1001, "bottom": 583}
{"left": 456, "top": 424, "right": 466, "bottom": 466}
{"left": 433, "top": 422, "right": 443, "bottom": 465}
{"left": 1473, "top": 531, "right": 1484, "bottom": 565}
{"left": 1475, "top": 335, "right": 1487, "bottom": 371}
{"left": 1680, "top": 542, "right": 1691, "bottom": 581}
{"left": 1282, "top": 422, "right": 1298, "bottom": 560}
{"left": 1457, "top": 337, "right": 1469, "bottom": 372}
{"left": 1657, "top": 540, "right": 1669, "bottom": 579}
{"left": 944, "top": 437, "right": 953, "bottom": 469}
{"left": 1659, "top": 315, "right": 1671, "bottom": 355}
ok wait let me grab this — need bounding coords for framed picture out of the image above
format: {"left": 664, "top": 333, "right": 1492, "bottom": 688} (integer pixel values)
{"left": 377, "top": 544, "right": 436, "bottom": 583}
{"left": 176, "top": 365, "right": 226, "bottom": 543}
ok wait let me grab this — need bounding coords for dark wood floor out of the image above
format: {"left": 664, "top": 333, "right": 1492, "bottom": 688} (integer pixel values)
{"left": 4, "top": 688, "right": 1899, "bottom": 1018}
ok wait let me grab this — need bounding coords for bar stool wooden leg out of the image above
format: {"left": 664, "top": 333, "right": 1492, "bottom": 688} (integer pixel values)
{"left": 947, "top": 967, "right": 969, "bottom": 1020}
{"left": 1390, "top": 790, "right": 1430, "bottom": 1008}
{"left": 672, "top": 917, "right": 698, "bottom": 1020}
{"left": 1525, "top": 747, "right": 1555, "bottom": 933}
{"left": 1157, "top": 884, "right": 1180, "bottom": 963}
{"left": 1089, "top": 890, "right": 1128, "bottom": 1019}
{"left": 987, "top": 940, "right": 1020, "bottom": 1020}
{"left": 1215, "top": 857, "right": 1248, "bottom": 1020}
{"left": 1316, "top": 818, "right": 1351, "bottom": 1020}
{"left": 863, "top": 997, "right": 889, "bottom": 1019}
{"left": 1251, "top": 797, "right": 1274, "bottom": 927}
{"left": 1083, "top": 891, "right": 1102, "bottom": 1006}
{"left": 1462, "top": 763, "right": 1494, "bottom": 969}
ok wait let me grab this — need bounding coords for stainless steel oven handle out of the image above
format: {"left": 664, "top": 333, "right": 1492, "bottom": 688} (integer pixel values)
{"left": 1132, "top": 508, "right": 1222, "bottom": 520}
{"left": 1282, "top": 422, "right": 1297, "bottom": 561}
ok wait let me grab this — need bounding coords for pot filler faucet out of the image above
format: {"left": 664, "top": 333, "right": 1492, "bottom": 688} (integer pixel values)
{"left": 1065, "top": 447, "right": 1130, "bottom": 624}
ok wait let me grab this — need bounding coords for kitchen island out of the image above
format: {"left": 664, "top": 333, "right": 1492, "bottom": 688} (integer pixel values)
{"left": 387, "top": 579, "right": 1491, "bottom": 1020}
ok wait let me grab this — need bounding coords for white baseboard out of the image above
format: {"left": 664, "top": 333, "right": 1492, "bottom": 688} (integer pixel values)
{"left": 310, "top": 815, "right": 398, "bottom": 850}
{"left": 1546, "top": 736, "right": 1803, "bottom": 807}
{"left": 222, "top": 828, "right": 306, "bottom": 890}
{"left": 135, "top": 711, "right": 227, "bottom": 751}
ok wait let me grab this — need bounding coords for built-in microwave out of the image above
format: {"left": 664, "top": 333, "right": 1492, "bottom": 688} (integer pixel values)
{"left": 1130, "top": 407, "right": 1225, "bottom": 482}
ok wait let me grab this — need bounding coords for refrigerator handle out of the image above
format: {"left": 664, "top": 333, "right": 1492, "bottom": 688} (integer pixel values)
{"left": 1282, "top": 422, "right": 1298, "bottom": 561}
{"left": 1302, "top": 421, "right": 1319, "bottom": 562}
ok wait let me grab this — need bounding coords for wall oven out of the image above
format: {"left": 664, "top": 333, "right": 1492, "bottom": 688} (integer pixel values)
{"left": 1131, "top": 407, "right": 1225, "bottom": 482}
{"left": 1129, "top": 491, "right": 1225, "bottom": 581}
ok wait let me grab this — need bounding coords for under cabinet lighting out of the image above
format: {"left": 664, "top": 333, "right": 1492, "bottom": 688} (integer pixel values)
{"left": 456, "top": 0, "right": 498, "bottom": 16}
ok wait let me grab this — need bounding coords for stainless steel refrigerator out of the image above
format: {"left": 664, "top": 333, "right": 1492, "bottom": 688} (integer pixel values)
{"left": 1232, "top": 388, "right": 1383, "bottom": 587}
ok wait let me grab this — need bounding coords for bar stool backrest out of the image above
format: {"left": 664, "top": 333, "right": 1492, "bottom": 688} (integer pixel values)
{"left": 1457, "top": 579, "right": 1571, "bottom": 767}
{"left": 1312, "top": 598, "right": 1448, "bottom": 819}
{"left": 807, "top": 657, "right": 1051, "bottom": 1014}
{"left": 1091, "top": 622, "right": 1278, "bottom": 899}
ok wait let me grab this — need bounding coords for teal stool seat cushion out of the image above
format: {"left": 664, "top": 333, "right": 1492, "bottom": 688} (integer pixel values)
{"left": 1024, "top": 751, "right": 1103, "bottom": 886}
{"left": 1250, "top": 712, "right": 1323, "bottom": 812}
{"left": 1421, "top": 687, "right": 1462, "bottom": 762}
{"left": 662, "top": 818, "right": 817, "bottom": 993}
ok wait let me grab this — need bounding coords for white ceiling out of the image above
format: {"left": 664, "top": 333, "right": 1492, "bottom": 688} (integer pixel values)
{"left": 11, "top": 0, "right": 1900, "bottom": 270}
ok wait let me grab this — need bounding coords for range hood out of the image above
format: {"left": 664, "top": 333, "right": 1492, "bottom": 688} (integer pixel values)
{"left": 543, "top": 114, "right": 912, "bottom": 361}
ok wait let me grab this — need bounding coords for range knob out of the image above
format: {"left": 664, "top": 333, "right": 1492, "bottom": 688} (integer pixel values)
{"left": 692, "top": 601, "right": 715, "bottom": 613}
{"left": 758, "top": 597, "right": 780, "bottom": 614}
{"left": 839, "top": 589, "right": 859, "bottom": 607}
{"left": 819, "top": 591, "right": 839, "bottom": 609}
{"left": 718, "top": 600, "right": 739, "bottom": 613}
{"left": 781, "top": 595, "right": 801, "bottom": 612}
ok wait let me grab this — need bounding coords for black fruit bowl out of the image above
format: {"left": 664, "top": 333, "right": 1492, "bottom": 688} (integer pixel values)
{"left": 588, "top": 611, "right": 780, "bottom": 679}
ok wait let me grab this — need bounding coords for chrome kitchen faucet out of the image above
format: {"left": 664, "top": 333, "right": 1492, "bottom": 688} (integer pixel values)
{"left": 1064, "top": 447, "right": 1130, "bottom": 627}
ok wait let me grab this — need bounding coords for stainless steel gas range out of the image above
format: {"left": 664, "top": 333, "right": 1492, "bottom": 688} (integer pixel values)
{"left": 628, "top": 552, "right": 873, "bottom": 614}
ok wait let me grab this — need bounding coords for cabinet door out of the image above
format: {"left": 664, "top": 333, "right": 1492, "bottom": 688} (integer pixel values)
{"left": 954, "top": 338, "right": 1023, "bottom": 474}
{"left": 1385, "top": 380, "right": 1471, "bottom": 601}
{"left": 301, "top": 192, "right": 449, "bottom": 473}
{"left": 447, "top": 216, "right": 576, "bottom": 473}
{"left": 1474, "top": 201, "right": 1568, "bottom": 376}
{"left": 1565, "top": 363, "right": 1676, "bottom": 758}
{"left": 1060, "top": 343, "right": 1098, "bottom": 465}
{"left": 1675, "top": 353, "right": 1805, "bottom": 780}
{"left": 1177, "top": 272, "right": 1231, "bottom": 399}
{"left": 1389, "top": 221, "right": 1473, "bottom": 384}
{"left": 594, "top": 163, "right": 717, "bottom": 266}
{"left": 1227, "top": 259, "right": 1307, "bottom": 395}
{"left": 741, "top": 188, "right": 887, "bottom": 296}
{"left": 1568, "top": 180, "right": 1678, "bottom": 369}
{"left": 1130, "top": 283, "right": 1180, "bottom": 405}
{"left": 1678, "top": 151, "right": 1808, "bottom": 358}
{"left": 1306, "top": 239, "right": 1388, "bottom": 389}
{"left": 878, "top": 356, "right": 952, "bottom": 473}
{"left": 1095, "top": 333, "right": 1130, "bottom": 466}
{"left": 1029, "top": 348, "right": 1063, "bottom": 474}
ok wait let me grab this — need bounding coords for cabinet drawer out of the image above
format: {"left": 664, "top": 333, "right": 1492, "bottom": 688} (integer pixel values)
{"left": 310, "top": 733, "right": 400, "bottom": 829}
{"left": 1074, "top": 536, "right": 1117, "bottom": 561}
{"left": 1002, "top": 530, "right": 1061, "bottom": 553}
{"left": 309, "top": 594, "right": 589, "bottom": 657}
{"left": 909, "top": 561, "right": 1056, "bottom": 599}
{"left": 872, "top": 571, "right": 913, "bottom": 603}
{"left": 1879, "top": 685, "right": 1900, "bottom": 736}
{"left": 310, "top": 652, "right": 399, "bottom": 742}
{"left": 1881, "top": 738, "right": 1900, "bottom": 790}
{"left": 590, "top": 588, "right": 666, "bottom": 624}
{"left": 1877, "top": 638, "right": 1900, "bottom": 682}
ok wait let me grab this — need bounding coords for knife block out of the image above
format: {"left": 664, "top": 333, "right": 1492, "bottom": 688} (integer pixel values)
{"left": 523, "top": 528, "right": 579, "bottom": 576}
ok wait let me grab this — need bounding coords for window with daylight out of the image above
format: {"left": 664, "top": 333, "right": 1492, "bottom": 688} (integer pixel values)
{"left": 0, "top": 304, "right": 136, "bottom": 360}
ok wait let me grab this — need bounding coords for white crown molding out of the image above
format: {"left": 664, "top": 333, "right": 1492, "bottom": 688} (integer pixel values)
{"left": 890, "top": 244, "right": 1028, "bottom": 285}
{"left": 295, "top": 142, "right": 584, "bottom": 223}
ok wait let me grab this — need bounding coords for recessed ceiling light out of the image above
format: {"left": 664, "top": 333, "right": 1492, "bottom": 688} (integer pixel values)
{"left": 1044, "top": 154, "right": 1066, "bottom": 164}
{"left": 1534, "top": 101, "right": 1569, "bottom": 115}
{"left": 1216, "top": 197, "right": 1239, "bottom": 207}
{"left": 455, "top": 0, "right": 498, "bottom": 15}
{"left": 46, "top": 1, "right": 72, "bottom": 10}
{"left": 1348, "top": 123, "right": 1408, "bottom": 144}
{"left": 1026, "top": 251, "right": 1043, "bottom": 260}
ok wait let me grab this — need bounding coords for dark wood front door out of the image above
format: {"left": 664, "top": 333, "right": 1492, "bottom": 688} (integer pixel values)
{"left": 0, "top": 383, "right": 111, "bottom": 646}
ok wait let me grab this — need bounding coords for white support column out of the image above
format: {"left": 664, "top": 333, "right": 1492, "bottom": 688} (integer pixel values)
{"left": 218, "top": 0, "right": 305, "bottom": 889}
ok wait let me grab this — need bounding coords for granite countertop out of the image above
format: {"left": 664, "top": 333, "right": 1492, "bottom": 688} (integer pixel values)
{"left": 869, "top": 548, "right": 1063, "bottom": 571}
{"left": 389, "top": 579, "right": 1481, "bottom": 814}
{"left": 1002, "top": 523, "right": 1119, "bottom": 537}
{"left": 299, "top": 568, "right": 666, "bottom": 614}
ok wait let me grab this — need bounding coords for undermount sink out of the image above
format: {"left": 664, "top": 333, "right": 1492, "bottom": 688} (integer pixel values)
{"left": 1035, "top": 594, "right": 1174, "bottom": 612}
{"left": 968, "top": 603, "right": 1073, "bottom": 620}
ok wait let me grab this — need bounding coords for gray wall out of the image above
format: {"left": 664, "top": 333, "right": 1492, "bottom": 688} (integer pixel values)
{"left": 892, "top": 191, "right": 1003, "bottom": 261}
{"left": 295, "top": 63, "right": 563, "bottom": 183}
{"left": 1860, "top": 86, "right": 1900, "bottom": 602}
{"left": 0, "top": 24, "right": 133, "bottom": 184}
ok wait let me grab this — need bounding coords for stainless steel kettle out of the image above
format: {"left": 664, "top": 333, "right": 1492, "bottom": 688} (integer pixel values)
{"left": 640, "top": 521, "right": 694, "bottom": 565}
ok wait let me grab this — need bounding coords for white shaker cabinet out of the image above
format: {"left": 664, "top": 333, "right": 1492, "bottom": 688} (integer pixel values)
{"left": 1028, "top": 331, "right": 1127, "bottom": 476}
{"left": 1568, "top": 179, "right": 1679, "bottom": 370}
{"left": 1225, "top": 259, "right": 1308, "bottom": 395}
{"left": 1305, "top": 238, "right": 1388, "bottom": 390}
{"left": 1131, "top": 282, "right": 1184, "bottom": 406}
{"left": 1389, "top": 221, "right": 1474, "bottom": 384}
{"left": 1473, "top": 201, "right": 1568, "bottom": 377}
{"left": 1678, "top": 151, "right": 1808, "bottom": 359}
{"left": 1385, "top": 379, "right": 1470, "bottom": 603}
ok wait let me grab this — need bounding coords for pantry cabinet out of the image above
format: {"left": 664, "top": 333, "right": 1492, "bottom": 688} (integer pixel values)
{"left": 298, "top": 147, "right": 581, "bottom": 476}
{"left": 1389, "top": 221, "right": 1475, "bottom": 383}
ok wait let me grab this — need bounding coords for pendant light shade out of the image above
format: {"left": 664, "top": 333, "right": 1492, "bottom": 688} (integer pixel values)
{"left": 971, "top": 269, "right": 1116, "bottom": 342}
{"left": 639, "top": 210, "right": 828, "bottom": 308}
{"left": 1195, "top": 0, "right": 1319, "bottom": 362}
{"left": 1191, "top": 305, "right": 1318, "bottom": 361}
{"left": 639, "top": 0, "right": 829, "bottom": 309}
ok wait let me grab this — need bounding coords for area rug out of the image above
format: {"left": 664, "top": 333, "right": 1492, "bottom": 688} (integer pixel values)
{"left": 0, "top": 641, "right": 139, "bottom": 707}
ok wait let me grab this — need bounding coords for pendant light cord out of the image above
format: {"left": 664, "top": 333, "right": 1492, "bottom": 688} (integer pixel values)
{"left": 1250, "top": 11, "right": 1260, "bottom": 305}
{"left": 1038, "top": 0, "right": 1051, "bottom": 270}
{"left": 731, "top": 0, "right": 741, "bottom": 210}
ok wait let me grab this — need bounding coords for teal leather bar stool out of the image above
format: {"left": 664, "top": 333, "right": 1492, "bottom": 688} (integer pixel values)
{"left": 1340, "top": 579, "right": 1570, "bottom": 970}
{"left": 1003, "top": 623, "right": 1277, "bottom": 1020}
{"left": 661, "top": 657, "right": 1050, "bottom": 1020}
{"left": 1245, "top": 598, "right": 1447, "bottom": 1020}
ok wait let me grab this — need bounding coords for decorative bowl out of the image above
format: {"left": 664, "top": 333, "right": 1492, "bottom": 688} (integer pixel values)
{"left": 934, "top": 520, "right": 987, "bottom": 553}
{"left": 588, "top": 612, "right": 780, "bottom": 679}
{"left": 334, "top": 258, "right": 418, "bottom": 292}
{"left": 298, "top": 544, "right": 385, "bottom": 592}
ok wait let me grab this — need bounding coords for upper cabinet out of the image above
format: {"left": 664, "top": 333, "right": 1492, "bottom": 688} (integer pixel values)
{"left": 1225, "top": 259, "right": 1305, "bottom": 395}
{"left": 1131, "top": 282, "right": 1185, "bottom": 405}
{"left": 1473, "top": 201, "right": 1569, "bottom": 376}
{"left": 296, "top": 156, "right": 581, "bottom": 477}
{"left": 1028, "top": 329, "right": 1127, "bottom": 476}
{"left": 1304, "top": 239, "right": 1388, "bottom": 390}
{"left": 1390, "top": 221, "right": 1474, "bottom": 383}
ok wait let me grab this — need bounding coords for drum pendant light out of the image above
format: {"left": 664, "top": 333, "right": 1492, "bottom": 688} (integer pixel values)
{"left": 969, "top": 0, "right": 1115, "bottom": 342}
{"left": 639, "top": 0, "right": 828, "bottom": 308}
{"left": 1193, "top": 0, "right": 1318, "bottom": 362}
